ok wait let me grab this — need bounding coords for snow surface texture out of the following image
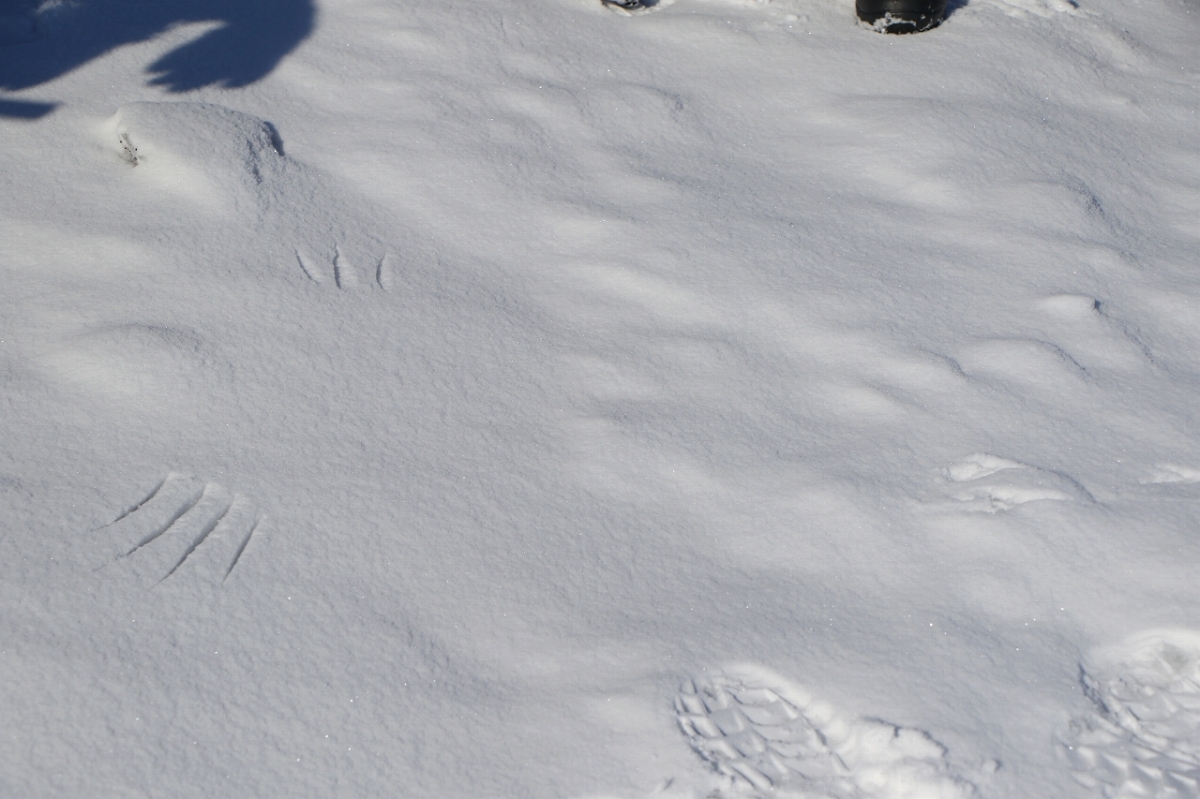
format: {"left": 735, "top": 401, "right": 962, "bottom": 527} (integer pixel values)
{"left": 1, "top": 0, "right": 1199, "bottom": 796}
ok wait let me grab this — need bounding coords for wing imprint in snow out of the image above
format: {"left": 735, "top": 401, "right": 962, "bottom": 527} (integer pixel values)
{"left": 295, "top": 245, "right": 395, "bottom": 291}
{"left": 88, "top": 472, "right": 261, "bottom": 588}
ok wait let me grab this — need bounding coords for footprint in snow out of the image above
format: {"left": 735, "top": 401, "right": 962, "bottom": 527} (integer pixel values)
{"left": 1142, "top": 465, "right": 1200, "bottom": 487}
{"left": 1061, "top": 630, "right": 1200, "bottom": 798}
{"left": 38, "top": 322, "right": 229, "bottom": 408}
{"left": 941, "top": 453, "right": 1094, "bottom": 513}
{"left": 675, "top": 665, "right": 977, "bottom": 798}
{"left": 105, "top": 101, "right": 407, "bottom": 290}
{"left": 82, "top": 472, "right": 261, "bottom": 590}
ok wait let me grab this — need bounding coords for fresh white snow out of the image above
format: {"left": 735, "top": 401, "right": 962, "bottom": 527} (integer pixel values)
{"left": 1, "top": 0, "right": 1199, "bottom": 796}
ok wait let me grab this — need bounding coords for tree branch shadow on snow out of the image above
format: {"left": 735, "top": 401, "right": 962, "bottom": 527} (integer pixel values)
{"left": 0, "top": 97, "right": 54, "bottom": 117}
{"left": 0, "top": 0, "right": 314, "bottom": 117}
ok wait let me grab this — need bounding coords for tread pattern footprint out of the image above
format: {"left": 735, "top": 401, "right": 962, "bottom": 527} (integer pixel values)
{"left": 676, "top": 666, "right": 975, "bottom": 798}
{"left": 86, "top": 472, "right": 260, "bottom": 589}
{"left": 1062, "top": 631, "right": 1200, "bottom": 799}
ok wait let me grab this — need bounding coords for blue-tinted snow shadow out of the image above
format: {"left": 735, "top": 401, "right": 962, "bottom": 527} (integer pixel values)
{"left": 942, "top": 0, "right": 969, "bottom": 20}
{"left": 0, "top": 0, "right": 314, "bottom": 117}
{"left": 0, "top": 97, "right": 54, "bottom": 117}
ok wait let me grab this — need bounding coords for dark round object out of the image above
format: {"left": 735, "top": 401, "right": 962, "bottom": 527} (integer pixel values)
{"left": 856, "top": 0, "right": 948, "bottom": 33}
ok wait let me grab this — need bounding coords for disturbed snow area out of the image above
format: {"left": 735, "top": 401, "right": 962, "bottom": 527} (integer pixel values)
{"left": 1, "top": 0, "right": 1199, "bottom": 796}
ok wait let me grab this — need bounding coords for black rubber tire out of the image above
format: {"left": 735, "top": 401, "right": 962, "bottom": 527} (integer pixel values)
{"left": 856, "top": 0, "right": 948, "bottom": 32}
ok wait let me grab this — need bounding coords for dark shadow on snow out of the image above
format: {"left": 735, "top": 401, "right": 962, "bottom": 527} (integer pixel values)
{"left": 943, "top": 0, "right": 972, "bottom": 19}
{"left": 0, "top": 96, "right": 54, "bottom": 117}
{"left": 0, "top": 0, "right": 314, "bottom": 117}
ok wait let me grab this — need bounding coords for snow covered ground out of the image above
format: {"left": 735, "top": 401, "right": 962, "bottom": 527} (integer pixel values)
{"left": 1, "top": 0, "right": 1198, "bottom": 796}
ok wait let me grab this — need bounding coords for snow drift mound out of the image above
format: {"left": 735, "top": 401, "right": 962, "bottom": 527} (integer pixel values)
{"left": 101, "top": 101, "right": 408, "bottom": 285}
{"left": 104, "top": 102, "right": 287, "bottom": 215}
